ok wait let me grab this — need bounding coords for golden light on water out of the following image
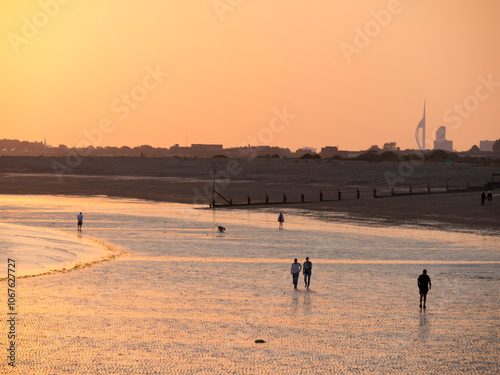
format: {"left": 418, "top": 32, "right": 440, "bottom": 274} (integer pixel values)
{"left": 0, "top": 195, "right": 499, "bottom": 373}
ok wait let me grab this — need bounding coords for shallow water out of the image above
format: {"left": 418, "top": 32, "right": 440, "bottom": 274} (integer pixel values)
{"left": 0, "top": 195, "right": 499, "bottom": 374}
{"left": 0, "top": 222, "right": 113, "bottom": 278}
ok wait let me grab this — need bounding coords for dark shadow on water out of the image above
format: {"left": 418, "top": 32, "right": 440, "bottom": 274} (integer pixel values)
{"left": 303, "top": 290, "right": 312, "bottom": 313}
{"left": 291, "top": 288, "right": 314, "bottom": 313}
{"left": 418, "top": 309, "right": 430, "bottom": 341}
{"left": 292, "top": 292, "right": 299, "bottom": 311}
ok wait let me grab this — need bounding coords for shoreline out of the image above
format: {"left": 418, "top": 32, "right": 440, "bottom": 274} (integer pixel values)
{"left": 2, "top": 190, "right": 499, "bottom": 238}
{"left": 213, "top": 194, "right": 500, "bottom": 237}
{"left": 18, "top": 234, "right": 127, "bottom": 280}
{"left": 1, "top": 194, "right": 498, "bottom": 373}
{"left": 0, "top": 222, "right": 126, "bottom": 280}
{"left": 0, "top": 156, "right": 498, "bottom": 235}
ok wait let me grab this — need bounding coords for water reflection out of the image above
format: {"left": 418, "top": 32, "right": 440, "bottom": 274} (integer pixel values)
{"left": 290, "top": 290, "right": 313, "bottom": 314}
{"left": 418, "top": 310, "right": 430, "bottom": 341}
{"left": 303, "top": 290, "right": 312, "bottom": 313}
{"left": 0, "top": 222, "right": 108, "bottom": 278}
{"left": 0, "top": 195, "right": 498, "bottom": 373}
{"left": 292, "top": 292, "right": 299, "bottom": 312}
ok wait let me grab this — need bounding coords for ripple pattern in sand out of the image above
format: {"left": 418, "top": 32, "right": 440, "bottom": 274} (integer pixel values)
{"left": 1, "top": 257, "right": 499, "bottom": 374}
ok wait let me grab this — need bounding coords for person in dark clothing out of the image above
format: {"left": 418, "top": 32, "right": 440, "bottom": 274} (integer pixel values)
{"left": 417, "top": 269, "right": 431, "bottom": 309}
{"left": 487, "top": 191, "right": 492, "bottom": 205}
{"left": 481, "top": 192, "right": 486, "bottom": 206}
{"left": 77, "top": 212, "right": 83, "bottom": 231}
{"left": 278, "top": 212, "right": 285, "bottom": 229}
{"left": 303, "top": 257, "right": 312, "bottom": 289}
{"left": 290, "top": 259, "right": 302, "bottom": 289}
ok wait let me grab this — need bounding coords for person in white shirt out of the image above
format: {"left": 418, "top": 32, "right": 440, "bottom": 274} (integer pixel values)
{"left": 290, "top": 259, "right": 302, "bottom": 289}
{"left": 77, "top": 212, "right": 83, "bottom": 231}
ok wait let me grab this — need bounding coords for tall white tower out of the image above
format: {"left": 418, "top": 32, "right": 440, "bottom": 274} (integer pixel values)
{"left": 415, "top": 102, "right": 426, "bottom": 150}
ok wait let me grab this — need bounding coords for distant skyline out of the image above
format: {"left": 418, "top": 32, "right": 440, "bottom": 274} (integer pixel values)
{"left": 4, "top": 135, "right": 499, "bottom": 154}
{"left": 1, "top": 1, "right": 499, "bottom": 152}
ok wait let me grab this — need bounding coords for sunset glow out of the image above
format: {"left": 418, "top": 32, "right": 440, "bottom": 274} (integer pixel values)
{"left": 1, "top": 0, "right": 499, "bottom": 151}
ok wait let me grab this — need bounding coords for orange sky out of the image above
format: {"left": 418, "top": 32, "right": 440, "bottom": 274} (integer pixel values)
{"left": 1, "top": 0, "right": 499, "bottom": 152}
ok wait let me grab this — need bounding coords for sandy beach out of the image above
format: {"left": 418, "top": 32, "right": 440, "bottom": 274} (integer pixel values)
{"left": 1, "top": 157, "right": 499, "bottom": 374}
{"left": 3, "top": 0, "right": 500, "bottom": 371}
{"left": 0, "top": 195, "right": 499, "bottom": 374}
{"left": 1, "top": 156, "right": 499, "bottom": 233}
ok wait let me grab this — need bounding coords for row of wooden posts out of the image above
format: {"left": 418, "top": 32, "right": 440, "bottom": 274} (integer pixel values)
{"left": 244, "top": 189, "right": 361, "bottom": 205}
{"left": 211, "top": 189, "right": 356, "bottom": 207}
{"left": 211, "top": 182, "right": 486, "bottom": 207}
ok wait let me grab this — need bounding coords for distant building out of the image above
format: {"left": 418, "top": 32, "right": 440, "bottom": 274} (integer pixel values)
{"left": 191, "top": 144, "right": 223, "bottom": 150}
{"left": 320, "top": 146, "right": 349, "bottom": 158}
{"left": 433, "top": 126, "right": 453, "bottom": 151}
{"left": 167, "top": 143, "right": 223, "bottom": 157}
{"left": 415, "top": 102, "right": 426, "bottom": 150}
{"left": 479, "top": 140, "right": 495, "bottom": 152}
{"left": 435, "top": 127, "right": 445, "bottom": 141}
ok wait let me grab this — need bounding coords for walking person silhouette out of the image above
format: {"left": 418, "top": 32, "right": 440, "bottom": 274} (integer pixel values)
{"left": 303, "top": 257, "right": 312, "bottom": 289}
{"left": 418, "top": 269, "right": 431, "bottom": 309}
{"left": 278, "top": 212, "right": 284, "bottom": 229}
{"left": 77, "top": 212, "right": 83, "bottom": 231}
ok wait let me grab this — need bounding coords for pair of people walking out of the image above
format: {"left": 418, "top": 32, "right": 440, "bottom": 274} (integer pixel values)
{"left": 291, "top": 257, "right": 312, "bottom": 289}
{"left": 290, "top": 262, "right": 432, "bottom": 308}
{"left": 481, "top": 191, "right": 493, "bottom": 205}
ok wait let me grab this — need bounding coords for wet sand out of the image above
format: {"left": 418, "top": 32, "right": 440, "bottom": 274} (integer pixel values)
{"left": 0, "top": 195, "right": 498, "bottom": 374}
{"left": 0, "top": 156, "right": 499, "bottom": 233}
{"left": 1, "top": 157, "right": 499, "bottom": 373}
{"left": 0, "top": 222, "right": 119, "bottom": 278}
{"left": 6, "top": 257, "right": 499, "bottom": 374}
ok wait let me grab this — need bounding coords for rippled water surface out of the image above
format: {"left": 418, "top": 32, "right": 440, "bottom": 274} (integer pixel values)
{"left": 0, "top": 195, "right": 499, "bottom": 374}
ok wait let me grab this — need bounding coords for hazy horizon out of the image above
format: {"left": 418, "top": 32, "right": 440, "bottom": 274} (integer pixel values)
{"left": 1, "top": 1, "right": 499, "bottom": 152}
{"left": 3, "top": 136, "right": 499, "bottom": 153}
